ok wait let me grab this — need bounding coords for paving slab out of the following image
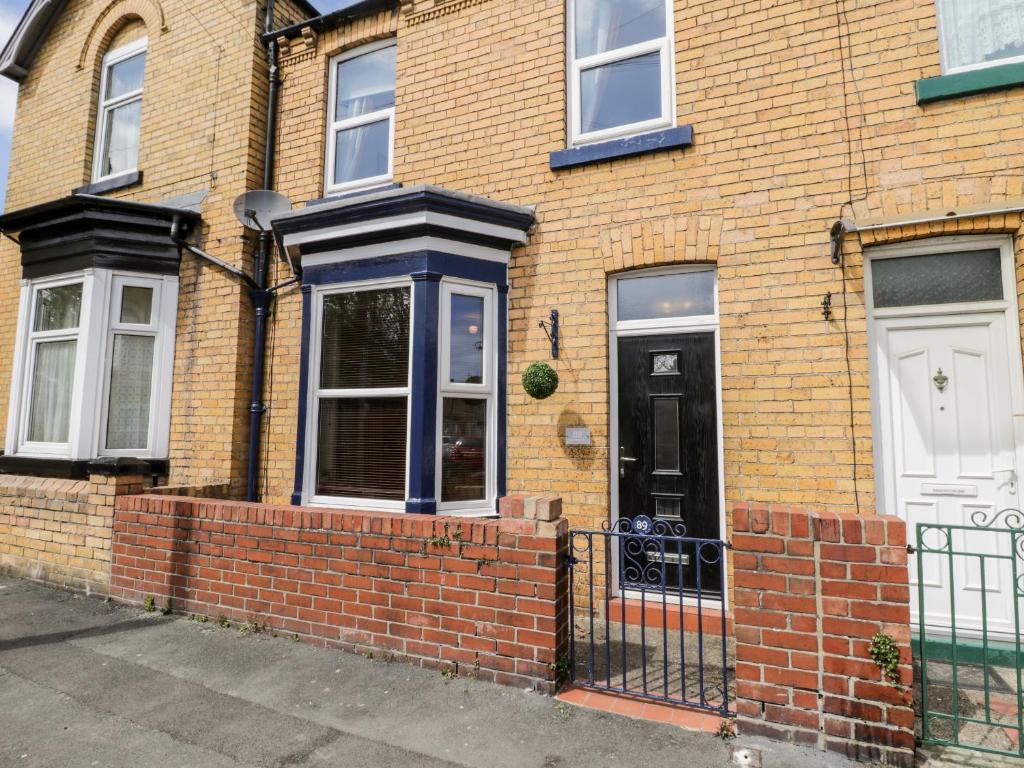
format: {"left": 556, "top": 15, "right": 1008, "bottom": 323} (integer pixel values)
{"left": 0, "top": 577, "right": 867, "bottom": 768}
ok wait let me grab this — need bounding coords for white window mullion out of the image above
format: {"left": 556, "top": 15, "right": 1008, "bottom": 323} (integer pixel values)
{"left": 4, "top": 283, "right": 31, "bottom": 455}
{"left": 73, "top": 271, "right": 105, "bottom": 459}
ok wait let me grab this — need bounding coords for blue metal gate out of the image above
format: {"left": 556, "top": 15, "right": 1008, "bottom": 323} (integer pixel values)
{"left": 567, "top": 517, "right": 732, "bottom": 714}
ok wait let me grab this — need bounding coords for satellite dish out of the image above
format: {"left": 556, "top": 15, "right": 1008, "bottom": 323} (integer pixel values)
{"left": 233, "top": 190, "right": 292, "bottom": 232}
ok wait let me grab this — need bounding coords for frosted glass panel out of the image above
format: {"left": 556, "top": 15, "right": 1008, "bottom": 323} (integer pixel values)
{"left": 105, "top": 334, "right": 154, "bottom": 450}
{"left": 872, "top": 249, "right": 1002, "bottom": 308}
{"left": 653, "top": 398, "right": 679, "bottom": 472}
{"left": 27, "top": 340, "right": 77, "bottom": 443}
{"left": 617, "top": 270, "right": 715, "bottom": 321}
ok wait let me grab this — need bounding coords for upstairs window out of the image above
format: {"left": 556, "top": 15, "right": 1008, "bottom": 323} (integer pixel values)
{"left": 325, "top": 40, "right": 397, "bottom": 194}
{"left": 92, "top": 37, "right": 147, "bottom": 182}
{"left": 936, "top": 0, "right": 1024, "bottom": 73}
{"left": 568, "top": 0, "right": 674, "bottom": 145}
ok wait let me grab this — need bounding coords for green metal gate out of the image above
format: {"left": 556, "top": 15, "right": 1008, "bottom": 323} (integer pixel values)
{"left": 915, "top": 510, "right": 1024, "bottom": 757}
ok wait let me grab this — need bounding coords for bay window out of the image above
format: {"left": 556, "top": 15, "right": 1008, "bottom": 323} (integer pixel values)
{"left": 568, "top": 0, "right": 675, "bottom": 145}
{"left": 93, "top": 37, "right": 147, "bottom": 183}
{"left": 304, "top": 279, "right": 498, "bottom": 515}
{"left": 310, "top": 282, "right": 412, "bottom": 508}
{"left": 935, "top": 0, "right": 1024, "bottom": 73}
{"left": 276, "top": 185, "right": 534, "bottom": 518}
{"left": 325, "top": 39, "right": 396, "bottom": 194}
{"left": 24, "top": 280, "right": 83, "bottom": 451}
{"left": 6, "top": 270, "right": 177, "bottom": 460}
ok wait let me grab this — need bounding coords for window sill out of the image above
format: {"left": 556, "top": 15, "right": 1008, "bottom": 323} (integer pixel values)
{"left": 305, "top": 182, "right": 402, "bottom": 207}
{"left": 549, "top": 126, "right": 693, "bottom": 170}
{"left": 917, "top": 62, "right": 1024, "bottom": 104}
{"left": 0, "top": 454, "right": 167, "bottom": 479}
{"left": 73, "top": 170, "right": 143, "bottom": 196}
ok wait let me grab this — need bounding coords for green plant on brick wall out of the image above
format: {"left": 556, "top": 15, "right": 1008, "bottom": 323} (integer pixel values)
{"left": 868, "top": 632, "right": 902, "bottom": 685}
{"left": 522, "top": 362, "right": 559, "bottom": 400}
{"left": 548, "top": 656, "right": 572, "bottom": 686}
{"left": 143, "top": 595, "right": 155, "bottom": 613}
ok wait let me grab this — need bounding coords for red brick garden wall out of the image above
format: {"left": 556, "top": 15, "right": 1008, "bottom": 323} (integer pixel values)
{"left": 731, "top": 503, "right": 915, "bottom": 768}
{"left": 110, "top": 493, "right": 569, "bottom": 692}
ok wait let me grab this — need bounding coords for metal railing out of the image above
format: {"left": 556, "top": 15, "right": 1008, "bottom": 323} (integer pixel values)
{"left": 567, "top": 517, "right": 731, "bottom": 714}
{"left": 915, "top": 509, "right": 1024, "bottom": 757}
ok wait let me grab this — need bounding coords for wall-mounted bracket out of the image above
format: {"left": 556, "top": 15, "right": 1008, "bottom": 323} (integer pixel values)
{"left": 830, "top": 218, "right": 857, "bottom": 266}
{"left": 821, "top": 291, "right": 833, "bottom": 321}
{"left": 539, "top": 309, "right": 559, "bottom": 359}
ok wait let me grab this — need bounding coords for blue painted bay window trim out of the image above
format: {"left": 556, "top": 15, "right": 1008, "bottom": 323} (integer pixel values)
{"left": 302, "top": 251, "right": 507, "bottom": 288}
{"left": 293, "top": 251, "right": 508, "bottom": 514}
{"left": 406, "top": 271, "right": 442, "bottom": 514}
{"left": 496, "top": 284, "right": 509, "bottom": 503}
{"left": 292, "top": 284, "right": 314, "bottom": 506}
{"left": 549, "top": 125, "right": 693, "bottom": 171}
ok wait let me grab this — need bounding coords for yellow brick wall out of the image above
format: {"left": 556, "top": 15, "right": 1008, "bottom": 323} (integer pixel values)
{"left": 0, "top": 473, "right": 144, "bottom": 594}
{"left": 0, "top": 0, "right": 311, "bottom": 492}
{"left": 260, "top": 0, "right": 1024, "bottom": 539}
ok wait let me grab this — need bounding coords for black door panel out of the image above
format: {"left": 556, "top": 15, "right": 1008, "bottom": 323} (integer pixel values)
{"left": 616, "top": 332, "right": 721, "bottom": 595}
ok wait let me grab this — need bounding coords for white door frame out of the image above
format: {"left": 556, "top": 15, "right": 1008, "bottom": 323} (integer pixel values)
{"left": 608, "top": 265, "right": 728, "bottom": 608}
{"left": 865, "top": 235, "right": 1024, "bottom": 520}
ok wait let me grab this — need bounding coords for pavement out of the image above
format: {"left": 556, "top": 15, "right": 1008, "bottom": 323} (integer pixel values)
{"left": 0, "top": 576, "right": 867, "bottom": 768}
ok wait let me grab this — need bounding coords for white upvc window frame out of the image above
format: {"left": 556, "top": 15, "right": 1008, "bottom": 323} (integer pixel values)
{"left": 91, "top": 37, "right": 147, "bottom": 184}
{"left": 12, "top": 273, "right": 91, "bottom": 457}
{"left": 435, "top": 279, "right": 497, "bottom": 516}
{"left": 566, "top": 0, "right": 676, "bottom": 147}
{"left": 324, "top": 39, "right": 397, "bottom": 196}
{"left": 5, "top": 269, "right": 177, "bottom": 461}
{"left": 97, "top": 274, "right": 178, "bottom": 458}
{"left": 935, "top": 0, "right": 1024, "bottom": 75}
{"left": 303, "top": 277, "right": 414, "bottom": 511}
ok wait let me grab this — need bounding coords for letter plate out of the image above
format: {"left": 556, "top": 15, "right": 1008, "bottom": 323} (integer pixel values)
{"left": 920, "top": 483, "right": 979, "bottom": 497}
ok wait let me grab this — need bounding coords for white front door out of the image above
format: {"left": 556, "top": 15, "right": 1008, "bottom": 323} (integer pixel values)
{"left": 876, "top": 312, "right": 1022, "bottom": 637}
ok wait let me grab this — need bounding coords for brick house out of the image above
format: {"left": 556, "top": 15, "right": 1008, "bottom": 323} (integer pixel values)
{"left": 2, "top": 0, "right": 1024, "bottom": 763}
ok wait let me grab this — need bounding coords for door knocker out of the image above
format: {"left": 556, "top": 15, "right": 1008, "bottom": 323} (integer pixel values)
{"left": 933, "top": 368, "right": 948, "bottom": 393}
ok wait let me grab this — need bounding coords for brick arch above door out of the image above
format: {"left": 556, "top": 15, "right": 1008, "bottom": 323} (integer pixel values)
{"left": 600, "top": 214, "right": 723, "bottom": 274}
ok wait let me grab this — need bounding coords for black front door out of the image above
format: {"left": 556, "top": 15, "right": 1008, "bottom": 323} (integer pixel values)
{"left": 616, "top": 332, "right": 721, "bottom": 595}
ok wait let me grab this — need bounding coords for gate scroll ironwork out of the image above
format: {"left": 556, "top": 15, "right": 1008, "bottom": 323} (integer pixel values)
{"left": 567, "top": 516, "right": 731, "bottom": 715}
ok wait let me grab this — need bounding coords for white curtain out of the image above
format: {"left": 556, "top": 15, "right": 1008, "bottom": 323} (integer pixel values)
{"left": 104, "top": 99, "right": 141, "bottom": 176}
{"left": 105, "top": 334, "right": 154, "bottom": 450}
{"left": 940, "top": 0, "right": 1024, "bottom": 69}
{"left": 27, "top": 340, "right": 77, "bottom": 443}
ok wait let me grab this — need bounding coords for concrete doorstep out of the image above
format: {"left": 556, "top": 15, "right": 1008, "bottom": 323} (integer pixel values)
{"left": 0, "top": 578, "right": 866, "bottom": 768}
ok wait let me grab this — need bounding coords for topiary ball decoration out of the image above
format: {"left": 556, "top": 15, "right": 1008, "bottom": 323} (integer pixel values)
{"left": 522, "top": 361, "right": 559, "bottom": 400}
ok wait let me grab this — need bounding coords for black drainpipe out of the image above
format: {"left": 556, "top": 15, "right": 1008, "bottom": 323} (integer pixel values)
{"left": 247, "top": 0, "right": 282, "bottom": 502}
